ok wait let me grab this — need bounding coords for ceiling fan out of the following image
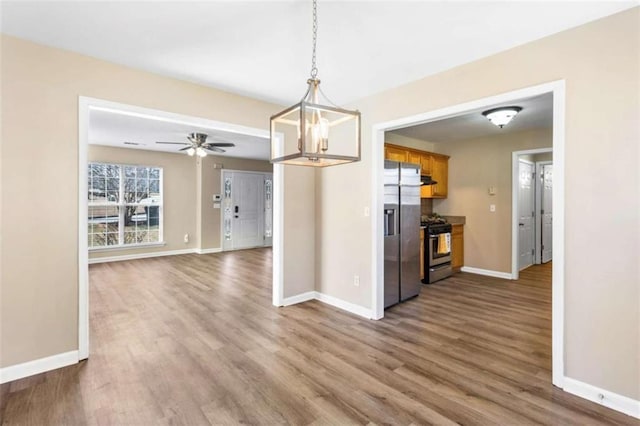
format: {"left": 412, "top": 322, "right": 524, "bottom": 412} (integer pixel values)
{"left": 156, "top": 132, "right": 235, "bottom": 157}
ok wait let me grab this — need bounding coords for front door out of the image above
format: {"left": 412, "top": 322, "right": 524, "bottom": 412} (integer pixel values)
{"left": 222, "top": 171, "right": 271, "bottom": 251}
{"left": 518, "top": 160, "right": 535, "bottom": 270}
{"left": 541, "top": 164, "right": 553, "bottom": 263}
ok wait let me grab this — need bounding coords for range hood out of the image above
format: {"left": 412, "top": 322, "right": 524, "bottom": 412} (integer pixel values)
{"left": 421, "top": 175, "right": 438, "bottom": 186}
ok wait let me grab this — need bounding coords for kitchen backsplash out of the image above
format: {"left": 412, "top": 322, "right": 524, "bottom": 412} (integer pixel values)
{"left": 421, "top": 198, "right": 433, "bottom": 216}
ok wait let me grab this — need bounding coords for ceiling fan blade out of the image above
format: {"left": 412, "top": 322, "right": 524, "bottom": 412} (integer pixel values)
{"left": 204, "top": 146, "right": 225, "bottom": 153}
{"left": 179, "top": 146, "right": 193, "bottom": 151}
{"left": 204, "top": 142, "right": 235, "bottom": 148}
{"left": 156, "top": 141, "right": 190, "bottom": 145}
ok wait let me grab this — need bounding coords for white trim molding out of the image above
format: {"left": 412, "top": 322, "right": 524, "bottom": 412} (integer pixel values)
{"left": 194, "top": 247, "right": 223, "bottom": 255}
{"left": 279, "top": 291, "right": 374, "bottom": 320}
{"left": 563, "top": 377, "right": 640, "bottom": 419}
{"left": 88, "top": 248, "right": 195, "bottom": 264}
{"left": 460, "top": 266, "right": 513, "bottom": 280}
{"left": 0, "top": 351, "right": 79, "bottom": 384}
{"left": 314, "top": 292, "right": 375, "bottom": 319}
{"left": 282, "top": 291, "right": 316, "bottom": 306}
{"left": 89, "top": 247, "right": 226, "bottom": 264}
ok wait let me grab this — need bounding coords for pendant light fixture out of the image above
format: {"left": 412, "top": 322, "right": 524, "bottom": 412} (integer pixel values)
{"left": 482, "top": 106, "right": 522, "bottom": 128}
{"left": 270, "top": 0, "right": 361, "bottom": 167}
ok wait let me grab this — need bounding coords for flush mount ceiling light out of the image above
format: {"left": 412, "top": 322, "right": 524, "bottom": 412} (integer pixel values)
{"left": 270, "top": 0, "right": 361, "bottom": 167}
{"left": 482, "top": 106, "right": 523, "bottom": 128}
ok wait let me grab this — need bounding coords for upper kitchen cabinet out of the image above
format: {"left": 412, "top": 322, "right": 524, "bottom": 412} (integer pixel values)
{"left": 422, "top": 154, "right": 449, "bottom": 198}
{"left": 384, "top": 143, "right": 449, "bottom": 199}
{"left": 407, "top": 151, "right": 421, "bottom": 166}
{"left": 384, "top": 145, "right": 408, "bottom": 162}
{"left": 420, "top": 154, "right": 433, "bottom": 176}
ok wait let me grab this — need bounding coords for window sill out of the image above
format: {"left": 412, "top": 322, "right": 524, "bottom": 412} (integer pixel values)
{"left": 89, "top": 241, "right": 166, "bottom": 253}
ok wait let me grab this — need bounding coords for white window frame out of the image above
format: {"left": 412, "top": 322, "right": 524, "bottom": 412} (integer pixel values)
{"left": 88, "top": 162, "right": 164, "bottom": 251}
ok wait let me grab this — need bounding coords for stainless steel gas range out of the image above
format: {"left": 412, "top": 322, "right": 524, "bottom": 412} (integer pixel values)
{"left": 422, "top": 220, "right": 453, "bottom": 284}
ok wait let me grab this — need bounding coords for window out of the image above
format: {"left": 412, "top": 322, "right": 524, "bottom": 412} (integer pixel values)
{"left": 88, "top": 163, "right": 163, "bottom": 249}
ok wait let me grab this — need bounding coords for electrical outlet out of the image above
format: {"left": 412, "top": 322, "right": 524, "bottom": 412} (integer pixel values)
{"left": 184, "top": 233, "right": 190, "bottom": 243}
{"left": 490, "top": 204, "right": 496, "bottom": 212}
{"left": 353, "top": 275, "right": 360, "bottom": 287}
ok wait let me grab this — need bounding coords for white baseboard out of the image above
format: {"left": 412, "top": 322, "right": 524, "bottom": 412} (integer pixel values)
{"left": 461, "top": 266, "right": 513, "bottom": 280}
{"left": 194, "top": 247, "right": 222, "bottom": 255}
{"left": 314, "top": 292, "right": 375, "bottom": 319}
{"left": 89, "top": 247, "right": 226, "bottom": 264}
{"left": 563, "top": 377, "right": 640, "bottom": 419}
{"left": 279, "top": 291, "right": 374, "bottom": 320}
{"left": 0, "top": 350, "right": 78, "bottom": 384}
{"left": 282, "top": 291, "right": 316, "bottom": 306}
{"left": 89, "top": 248, "right": 195, "bottom": 264}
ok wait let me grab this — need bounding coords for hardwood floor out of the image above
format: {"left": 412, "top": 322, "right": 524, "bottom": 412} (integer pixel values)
{"left": 1, "top": 251, "right": 635, "bottom": 425}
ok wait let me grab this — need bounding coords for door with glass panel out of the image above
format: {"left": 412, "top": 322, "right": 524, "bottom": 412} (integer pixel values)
{"left": 222, "top": 171, "right": 273, "bottom": 251}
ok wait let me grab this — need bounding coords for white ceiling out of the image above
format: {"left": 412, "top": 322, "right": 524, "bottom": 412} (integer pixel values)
{"left": 2, "top": 1, "right": 636, "bottom": 106}
{"left": 89, "top": 109, "right": 270, "bottom": 160}
{"left": 391, "top": 93, "right": 553, "bottom": 143}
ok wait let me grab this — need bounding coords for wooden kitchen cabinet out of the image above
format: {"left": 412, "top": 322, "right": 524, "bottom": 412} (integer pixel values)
{"left": 384, "top": 143, "right": 449, "bottom": 199}
{"left": 423, "top": 154, "right": 448, "bottom": 198}
{"left": 451, "top": 224, "right": 464, "bottom": 272}
{"left": 384, "top": 145, "right": 408, "bottom": 162}
{"left": 407, "top": 151, "right": 421, "bottom": 166}
{"left": 420, "top": 154, "right": 433, "bottom": 176}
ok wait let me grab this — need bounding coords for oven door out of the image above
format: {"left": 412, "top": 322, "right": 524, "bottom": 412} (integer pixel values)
{"left": 428, "top": 234, "right": 451, "bottom": 267}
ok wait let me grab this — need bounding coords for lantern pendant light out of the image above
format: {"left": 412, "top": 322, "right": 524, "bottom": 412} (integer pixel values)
{"left": 270, "top": 0, "right": 361, "bottom": 167}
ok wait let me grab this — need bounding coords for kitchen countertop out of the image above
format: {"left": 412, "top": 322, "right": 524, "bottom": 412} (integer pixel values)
{"left": 443, "top": 215, "right": 466, "bottom": 225}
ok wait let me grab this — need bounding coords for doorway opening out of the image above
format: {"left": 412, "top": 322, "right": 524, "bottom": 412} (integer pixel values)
{"left": 371, "top": 80, "right": 566, "bottom": 388}
{"left": 78, "top": 96, "right": 283, "bottom": 360}
{"left": 221, "top": 170, "right": 274, "bottom": 251}
{"left": 512, "top": 149, "right": 553, "bottom": 277}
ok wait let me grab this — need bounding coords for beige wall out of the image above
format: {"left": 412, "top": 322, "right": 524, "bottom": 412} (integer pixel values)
{"left": 88, "top": 145, "right": 198, "bottom": 258}
{"left": 198, "top": 156, "right": 272, "bottom": 250}
{"left": 431, "top": 128, "right": 552, "bottom": 272}
{"left": 384, "top": 132, "right": 435, "bottom": 152}
{"left": 520, "top": 152, "right": 554, "bottom": 162}
{"left": 283, "top": 166, "right": 316, "bottom": 299}
{"left": 0, "top": 35, "right": 315, "bottom": 367}
{"left": 317, "top": 8, "right": 639, "bottom": 399}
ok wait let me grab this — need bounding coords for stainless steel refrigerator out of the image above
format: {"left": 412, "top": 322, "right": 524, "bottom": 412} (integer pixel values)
{"left": 383, "top": 160, "right": 421, "bottom": 308}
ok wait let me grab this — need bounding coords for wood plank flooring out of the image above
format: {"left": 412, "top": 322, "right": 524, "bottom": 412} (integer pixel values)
{"left": 1, "top": 249, "right": 636, "bottom": 425}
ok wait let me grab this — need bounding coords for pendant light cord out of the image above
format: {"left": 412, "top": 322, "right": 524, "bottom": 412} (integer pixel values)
{"left": 310, "top": 0, "right": 318, "bottom": 79}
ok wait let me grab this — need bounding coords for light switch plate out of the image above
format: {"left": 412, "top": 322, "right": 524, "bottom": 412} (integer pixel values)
{"left": 490, "top": 204, "right": 496, "bottom": 212}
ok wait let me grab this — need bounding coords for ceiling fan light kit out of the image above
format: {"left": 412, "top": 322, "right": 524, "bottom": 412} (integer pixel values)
{"left": 482, "top": 106, "right": 522, "bottom": 128}
{"left": 270, "top": 0, "right": 361, "bottom": 167}
{"left": 156, "top": 132, "right": 235, "bottom": 157}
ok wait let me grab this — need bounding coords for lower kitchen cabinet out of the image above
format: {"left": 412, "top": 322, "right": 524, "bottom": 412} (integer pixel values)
{"left": 451, "top": 224, "right": 464, "bottom": 272}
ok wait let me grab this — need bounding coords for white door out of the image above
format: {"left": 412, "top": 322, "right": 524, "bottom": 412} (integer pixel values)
{"left": 222, "top": 171, "right": 272, "bottom": 251}
{"left": 232, "top": 172, "right": 265, "bottom": 249}
{"left": 541, "top": 164, "right": 553, "bottom": 263}
{"left": 518, "top": 160, "right": 535, "bottom": 270}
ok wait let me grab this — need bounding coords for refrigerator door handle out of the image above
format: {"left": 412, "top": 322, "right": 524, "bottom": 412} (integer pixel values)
{"left": 384, "top": 209, "right": 397, "bottom": 236}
